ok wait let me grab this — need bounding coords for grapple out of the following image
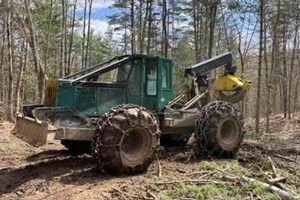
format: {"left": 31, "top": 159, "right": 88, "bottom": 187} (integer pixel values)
{"left": 212, "top": 74, "right": 251, "bottom": 104}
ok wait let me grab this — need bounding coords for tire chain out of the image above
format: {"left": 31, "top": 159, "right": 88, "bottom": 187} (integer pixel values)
{"left": 91, "top": 104, "right": 160, "bottom": 174}
{"left": 195, "top": 101, "right": 243, "bottom": 157}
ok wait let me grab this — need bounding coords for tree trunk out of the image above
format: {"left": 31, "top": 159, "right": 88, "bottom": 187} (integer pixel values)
{"left": 15, "top": 42, "right": 28, "bottom": 114}
{"left": 146, "top": 0, "right": 153, "bottom": 55}
{"left": 281, "top": 21, "right": 288, "bottom": 118}
{"left": 162, "top": 0, "right": 168, "bottom": 57}
{"left": 60, "top": 0, "right": 66, "bottom": 77}
{"left": 264, "top": 9, "right": 270, "bottom": 133}
{"left": 24, "top": 0, "right": 47, "bottom": 103}
{"left": 68, "top": 0, "right": 77, "bottom": 74}
{"left": 130, "top": 0, "right": 135, "bottom": 54}
{"left": 86, "top": 0, "right": 93, "bottom": 67}
{"left": 44, "top": 0, "right": 53, "bottom": 76}
{"left": 192, "top": 0, "right": 200, "bottom": 62}
{"left": 82, "top": 0, "right": 87, "bottom": 69}
{"left": 138, "top": 0, "right": 144, "bottom": 54}
{"left": 270, "top": 0, "right": 281, "bottom": 116}
{"left": 288, "top": 10, "right": 299, "bottom": 119}
{"left": 208, "top": 1, "right": 218, "bottom": 59}
{"left": 6, "top": 0, "right": 14, "bottom": 121}
{"left": 255, "top": 0, "right": 264, "bottom": 134}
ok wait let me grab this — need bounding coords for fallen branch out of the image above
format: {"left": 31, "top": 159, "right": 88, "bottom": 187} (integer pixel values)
{"left": 222, "top": 174, "right": 299, "bottom": 200}
{"left": 156, "top": 156, "right": 162, "bottom": 177}
{"left": 112, "top": 187, "right": 140, "bottom": 199}
{"left": 187, "top": 170, "right": 217, "bottom": 177}
{"left": 273, "top": 154, "right": 300, "bottom": 164}
{"left": 147, "top": 191, "right": 158, "bottom": 200}
{"left": 268, "top": 156, "right": 277, "bottom": 174}
{"left": 267, "top": 177, "right": 287, "bottom": 185}
{"left": 155, "top": 179, "right": 224, "bottom": 185}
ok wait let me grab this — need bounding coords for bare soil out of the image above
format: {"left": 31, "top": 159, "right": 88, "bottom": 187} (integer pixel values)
{"left": 0, "top": 114, "right": 300, "bottom": 200}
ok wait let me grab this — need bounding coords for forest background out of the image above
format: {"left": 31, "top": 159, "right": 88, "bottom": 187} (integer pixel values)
{"left": 0, "top": 0, "right": 299, "bottom": 134}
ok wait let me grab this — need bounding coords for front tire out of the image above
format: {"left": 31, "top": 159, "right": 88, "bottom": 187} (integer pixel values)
{"left": 195, "top": 101, "right": 244, "bottom": 158}
{"left": 92, "top": 104, "right": 160, "bottom": 175}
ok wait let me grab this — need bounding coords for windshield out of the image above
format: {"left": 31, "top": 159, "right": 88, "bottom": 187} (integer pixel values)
{"left": 97, "top": 63, "right": 132, "bottom": 83}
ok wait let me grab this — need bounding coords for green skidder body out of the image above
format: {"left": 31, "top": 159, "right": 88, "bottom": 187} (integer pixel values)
{"left": 12, "top": 53, "right": 251, "bottom": 175}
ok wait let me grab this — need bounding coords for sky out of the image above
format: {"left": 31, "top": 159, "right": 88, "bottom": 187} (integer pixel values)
{"left": 75, "top": 0, "right": 117, "bottom": 36}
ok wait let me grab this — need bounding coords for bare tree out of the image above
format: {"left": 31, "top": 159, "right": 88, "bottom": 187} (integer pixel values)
{"left": 82, "top": 0, "right": 87, "bottom": 69}
{"left": 68, "top": 0, "right": 77, "bottom": 74}
{"left": 255, "top": 0, "right": 264, "bottom": 133}
{"left": 5, "top": 0, "right": 14, "bottom": 121}
{"left": 85, "top": 0, "right": 93, "bottom": 67}
{"left": 23, "top": 0, "right": 47, "bottom": 103}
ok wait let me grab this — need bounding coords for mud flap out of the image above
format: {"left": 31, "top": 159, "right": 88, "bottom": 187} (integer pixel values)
{"left": 11, "top": 115, "right": 56, "bottom": 147}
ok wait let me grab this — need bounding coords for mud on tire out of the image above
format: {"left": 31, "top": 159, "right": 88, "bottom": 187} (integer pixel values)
{"left": 195, "top": 101, "right": 244, "bottom": 158}
{"left": 92, "top": 104, "right": 160, "bottom": 175}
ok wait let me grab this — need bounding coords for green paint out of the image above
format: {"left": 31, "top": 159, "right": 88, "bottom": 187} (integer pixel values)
{"left": 56, "top": 55, "right": 175, "bottom": 116}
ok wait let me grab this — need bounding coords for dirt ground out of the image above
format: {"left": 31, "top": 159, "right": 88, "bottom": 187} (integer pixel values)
{"left": 0, "top": 114, "right": 300, "bottom": 200}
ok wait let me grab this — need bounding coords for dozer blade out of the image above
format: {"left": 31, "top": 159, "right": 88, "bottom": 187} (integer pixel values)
{"left": 212, "top": 74, "right": 251, "bottom": 104}
{"left": 11, "top": 115, "right": 57, "bottom": 147}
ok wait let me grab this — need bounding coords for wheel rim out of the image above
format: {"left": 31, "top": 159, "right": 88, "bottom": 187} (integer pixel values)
{"left": 120, "top": 128, "right": 151, "bottom": 164}
{"left": 219, "top": 119, "right": 238, "bottom": 145}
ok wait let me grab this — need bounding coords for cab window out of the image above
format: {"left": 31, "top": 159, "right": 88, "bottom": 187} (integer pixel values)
{"left": 146, "top": 60, "right": 157, "bottom": 95}
{"left": 162, "top": 61, "right": 171, "bottom": 89}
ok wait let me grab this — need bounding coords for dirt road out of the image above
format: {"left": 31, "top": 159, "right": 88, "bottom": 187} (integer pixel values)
{"left": 0, "top": 116, "right": 299, "bottom": 200}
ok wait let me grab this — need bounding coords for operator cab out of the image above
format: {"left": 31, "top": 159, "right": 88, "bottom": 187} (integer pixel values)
{"left": 56, "top": 55, "right": 175, "bottom": 116}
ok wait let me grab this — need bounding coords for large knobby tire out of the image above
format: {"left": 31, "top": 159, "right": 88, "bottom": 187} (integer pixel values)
{"left": 160, "top": 133, "right": 191, "bottom": 148}
{"left": 195, "top": 101, "right": 244, "bottom": 158}
{"left": 61, "top": 140, "right": 91, "bottom": 154}
{"left": 92, "top": 104, "right": 160, "bottom": 175}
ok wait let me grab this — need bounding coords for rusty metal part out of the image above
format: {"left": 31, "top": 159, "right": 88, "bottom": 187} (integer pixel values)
{"left": 92, "top": 104, "right": 160, "bottom": 175}
{"left": 11, "top": 114, "right": 57, "bottom": 147}
{"left": 181, "top": 91, "right": 208, "bottom": 111}
{"left": 167, "top": 94, "right": 185, "bottom": 107}
{"left": 195, "top": 101, "right": 244, "bottom": 157}
{"left": 11, "top": 107, "right": 95, "bottom": 147}
{"left": 161, "top": 107, "right": 197, "bottom": 134}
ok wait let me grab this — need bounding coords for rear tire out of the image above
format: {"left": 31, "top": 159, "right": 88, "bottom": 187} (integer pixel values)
{"left": 92, "top": 104, "right": 160, "bottom": 175}
{"left": 195, "top": 101, "right": 244, "bottom": 158}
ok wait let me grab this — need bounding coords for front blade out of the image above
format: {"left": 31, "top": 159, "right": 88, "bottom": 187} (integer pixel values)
{"left": 11, "top": 115, "right": 50, "bottom": 147}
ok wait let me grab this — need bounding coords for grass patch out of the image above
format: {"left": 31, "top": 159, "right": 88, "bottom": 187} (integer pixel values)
{"left": 197, "top": 160, "right": 246, "bottom": 174}
{"left": 0, "top": 142, "right": 17, "bottom": 152}
{"left": 160, "top": 182, "right": 281, "bottom": 200}
{"left": 244, "top": 132, "right": 277, "bottom": 143}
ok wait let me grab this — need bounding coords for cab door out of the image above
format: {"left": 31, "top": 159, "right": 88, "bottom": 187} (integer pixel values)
{"left": 143, "top": 58, "right": 159, "bottom": 110}
{"left": 127, "top": 58, "right": 143, "bottom": 105}
{"left": 160, "top": 59, "right": 175, "bottom": 108}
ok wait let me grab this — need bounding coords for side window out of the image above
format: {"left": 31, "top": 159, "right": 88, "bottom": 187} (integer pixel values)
{"left": 162, "top": 61, "right": 171, "bottom": 89}
{"left": 128, "top": 59, "right": 141, "bottom": 96}
{"left": 146, "top": 60, "right": 157, "bottom": 95}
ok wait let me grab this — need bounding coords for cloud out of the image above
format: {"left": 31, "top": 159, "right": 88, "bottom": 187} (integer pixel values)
{"left": 90, "top": 19, "right": 109, "bottom": 36}
{"left": 75, "top": 19, "right": 109, "bottom": 37}
{"left": 76, "top": 0, "right": 114, "bottom": 11}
